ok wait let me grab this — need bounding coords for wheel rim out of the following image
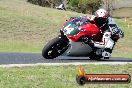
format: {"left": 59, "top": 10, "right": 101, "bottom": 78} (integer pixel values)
{"left": 46, "top": 42, "right": 68, "bottom": 58}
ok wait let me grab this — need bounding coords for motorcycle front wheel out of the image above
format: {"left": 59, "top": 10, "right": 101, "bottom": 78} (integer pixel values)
{"left": 42, "top": 37, "right": 68, "bottom": 59}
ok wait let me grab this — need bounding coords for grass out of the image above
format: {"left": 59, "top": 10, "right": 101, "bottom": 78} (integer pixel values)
{"left": 0, "top": 41, "right": 42, "bottom": 52}
{"left": 0, "top": 0, "right": 85, "bottom": 53}
{"left": 0, "top": 0, "right": 132, "bottom": 58}
{"left": 112, "top": 7, "right": 132, "bottom": 18}
{"left": 112, "top": 18, "right": 132, "bottom": 58}
{"left": 0, "top": 64, "right": 132, "bottom": 88}
{"left": 111, "top": 7, "right": 132, "bottom": 58}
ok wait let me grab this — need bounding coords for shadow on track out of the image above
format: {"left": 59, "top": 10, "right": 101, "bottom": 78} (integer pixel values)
{"left": 55, "top": 56, "right": 132, "bottom": 62}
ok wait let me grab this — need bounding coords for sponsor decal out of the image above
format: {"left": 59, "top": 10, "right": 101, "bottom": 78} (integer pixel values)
{"left": 76, "top": 65, "right": 131, "bottom": 85}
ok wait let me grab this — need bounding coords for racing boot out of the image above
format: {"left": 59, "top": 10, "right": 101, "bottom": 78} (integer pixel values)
{"left": 102, "top": 48, "right": 112, "bottom": 59}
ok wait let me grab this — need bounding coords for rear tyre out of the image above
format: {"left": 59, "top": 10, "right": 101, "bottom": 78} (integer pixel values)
{"left": 42, "top": 37, "right": 68, "bottom": 59}
{"left": 89, "top": 53, "right": 102, "bottom": 60}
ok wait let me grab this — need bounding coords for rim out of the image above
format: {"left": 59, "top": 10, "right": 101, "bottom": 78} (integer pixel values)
{"left": 46, "top": 42, "right": 68, "bottom": 58}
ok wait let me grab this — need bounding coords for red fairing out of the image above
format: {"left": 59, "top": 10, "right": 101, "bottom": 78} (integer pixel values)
{"left": 67, "top": 23, "right": 103, "bottom": 42}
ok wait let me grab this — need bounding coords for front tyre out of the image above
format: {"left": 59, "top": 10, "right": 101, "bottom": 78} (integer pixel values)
{"left": 42, "top": 37, "right": 68, "bottom": 59}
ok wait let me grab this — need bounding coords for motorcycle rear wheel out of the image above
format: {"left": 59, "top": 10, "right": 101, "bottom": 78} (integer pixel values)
{"left": 89, "top": 55, "right": 102, "bottom": 60}
{"left": 42, "top": 37, "right": 68, "bottom": 59}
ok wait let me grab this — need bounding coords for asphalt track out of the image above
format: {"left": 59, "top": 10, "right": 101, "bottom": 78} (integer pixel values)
{"left": 0, "top": 52, "right": 132, "bottom": 65}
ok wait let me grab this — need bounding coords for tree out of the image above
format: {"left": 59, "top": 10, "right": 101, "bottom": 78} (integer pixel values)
{"left": 78, "top": 0, "right": 103, "bottom": 14}
{"left": 67, "top": 0, "right": 103, "bottom": 14}
{"left": 67, "top": 0, "right": 80, "bottom": 12}
{"left": 104, "top": 0, "right": 116, "bottom": 15}
{"left": 27, "top": 0, "right": 103, "bottom": 14}
{"left": 27, "top": 0, "right": 63, "bottom": 8}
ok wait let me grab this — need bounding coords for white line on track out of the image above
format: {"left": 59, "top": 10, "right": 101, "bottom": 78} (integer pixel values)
{"left": 0, "top": 62, "right": 132, "bottom": 68}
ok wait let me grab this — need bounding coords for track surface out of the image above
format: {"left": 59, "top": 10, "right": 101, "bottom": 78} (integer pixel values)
{"left": 0, "top": 52, "right": 132, "bottom": 65}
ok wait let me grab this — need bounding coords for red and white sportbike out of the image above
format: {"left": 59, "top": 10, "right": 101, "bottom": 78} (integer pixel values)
{"left": 42, "top": 17, "right": 123, "bottom": 60}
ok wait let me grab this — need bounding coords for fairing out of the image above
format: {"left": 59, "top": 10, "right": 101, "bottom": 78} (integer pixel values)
{"left": 62, "top": 17, "right": 103, "bottom": 42}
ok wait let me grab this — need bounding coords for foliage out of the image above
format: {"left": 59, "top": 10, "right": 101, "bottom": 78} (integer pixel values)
{"left": 79, "top": 0, "right": 103, "bottom": 14}
{"left": 27, "top": 0, "right": 63, "bottom": 8}
{"left": 66, "top": 0, "right": 103, "bottom": 14}
{"left": 27, "top": 0, "right": 103, "bottom": 14}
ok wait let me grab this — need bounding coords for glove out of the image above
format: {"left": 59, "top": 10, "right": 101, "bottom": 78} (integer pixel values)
{"left": 90, "top": 15, "right": 96, "bottom": 21}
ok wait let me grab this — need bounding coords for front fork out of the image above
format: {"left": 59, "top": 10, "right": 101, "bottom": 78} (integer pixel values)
{"left": 59, "top": 30, "right": 69, "bottom": 43}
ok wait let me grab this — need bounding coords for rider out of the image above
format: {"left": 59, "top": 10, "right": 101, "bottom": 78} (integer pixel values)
{"left": 89, "top": 9, "right": 124, "bottom": 59}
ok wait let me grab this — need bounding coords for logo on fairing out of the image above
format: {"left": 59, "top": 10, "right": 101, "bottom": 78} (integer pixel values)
{"left": 63, "top": 22, "right": 80, "bottom": 36}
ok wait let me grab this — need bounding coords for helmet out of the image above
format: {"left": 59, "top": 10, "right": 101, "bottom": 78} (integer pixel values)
{"left": 94, "top": 9, "right": 109, "bottom": 28}
{"left": 95, "top": 9, "right": 109, "bottom": 19}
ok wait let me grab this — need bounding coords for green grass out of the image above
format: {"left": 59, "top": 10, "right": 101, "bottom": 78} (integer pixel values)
{"left": 0, "top": 0, "right": 132, "bottom": 58}
{"left": 111, "top": 7, "right": 132, "bottom": 58}
{"left": 112, "top": 18, "right": 132, "bottom": 58}
{"left": 0, "top": 64, "right": 132, "bottom": 88}
{"left": 0, "top": 41, "right": 42, "bottom": 52}
{"left": 0, "top": 0, "right": 85, "bottom": 53}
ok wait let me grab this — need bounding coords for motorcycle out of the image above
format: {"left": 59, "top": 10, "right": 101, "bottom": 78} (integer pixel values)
{"left": 55, "top": 4, "right": 66, "bottom": 10}
{"left": 42, "top": 16, "right": 123, "bottom": 60}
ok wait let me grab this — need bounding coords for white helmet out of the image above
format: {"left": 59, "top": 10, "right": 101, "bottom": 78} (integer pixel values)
{"left": 95, "top": 9, "right": 109, "bottom": 18}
